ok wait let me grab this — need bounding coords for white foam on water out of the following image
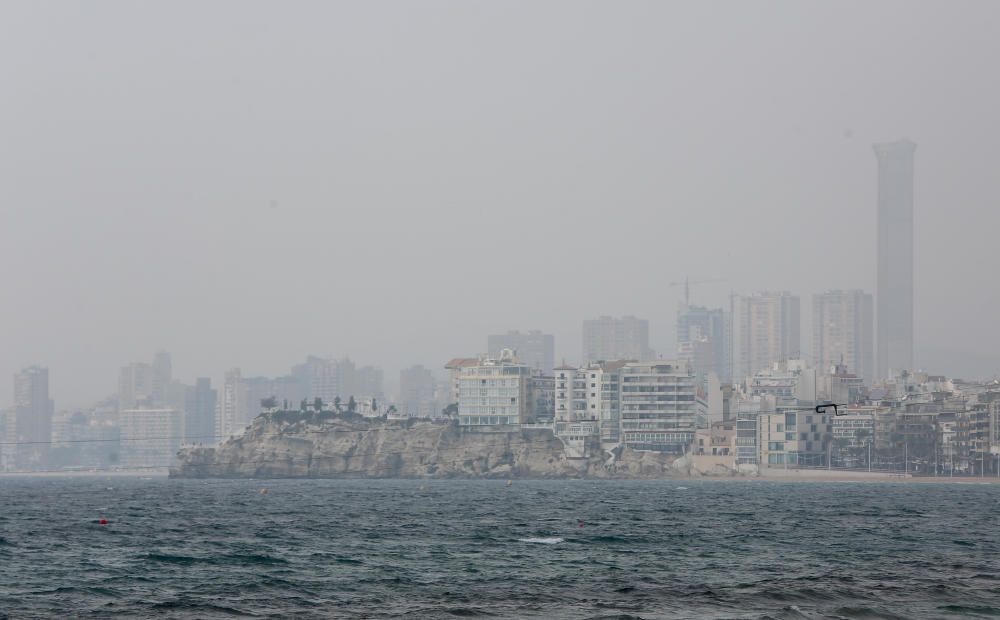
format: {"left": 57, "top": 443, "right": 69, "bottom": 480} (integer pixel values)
{"left": 675, "top": 486, "right": 688, "bottom": 490}
{"left": 518, "top": 537, "right": 564, "bottom": 545}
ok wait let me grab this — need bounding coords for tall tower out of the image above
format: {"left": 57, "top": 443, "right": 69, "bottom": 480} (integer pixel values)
{"left": 874, "top": 140, "right": 916, "bottom": 379}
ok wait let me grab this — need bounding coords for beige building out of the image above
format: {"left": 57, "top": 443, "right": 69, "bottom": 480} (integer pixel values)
{"left": 757, "top": 408, "right": 832, "bottom": 467}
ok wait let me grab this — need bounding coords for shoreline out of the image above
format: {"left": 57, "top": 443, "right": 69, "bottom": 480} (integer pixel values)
{"left": 4, "top": 470, "right": 999, "bottom": 484}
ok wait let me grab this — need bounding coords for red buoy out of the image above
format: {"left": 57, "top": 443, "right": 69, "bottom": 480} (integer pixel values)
{"left": 99, "top": 518, "right": 108, "bottom": 525}
{"left": 578, "top": 521, "right": 584, "bottom": 528}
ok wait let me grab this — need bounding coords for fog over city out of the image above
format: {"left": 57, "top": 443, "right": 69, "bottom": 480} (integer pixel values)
{"left": 3, "top": 1, "right": 999, "bottom": 407}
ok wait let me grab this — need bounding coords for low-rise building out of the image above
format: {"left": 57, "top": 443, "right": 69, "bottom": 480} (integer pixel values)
{"left": 757, "top": 408, "right": 832, "bottom": 467}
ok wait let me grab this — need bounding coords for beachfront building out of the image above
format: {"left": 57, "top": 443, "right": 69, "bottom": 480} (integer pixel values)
{"left": 553, "top": 360, "right": 627, "bottom": 452}
{"left": 619, "top": 361, "right": 696, "bottom": 454}
{"left": 456, "top": 351, "right": 534, "bottom": 427}
{"left": 756, "top": 408, "right": 832, "bottom": 467}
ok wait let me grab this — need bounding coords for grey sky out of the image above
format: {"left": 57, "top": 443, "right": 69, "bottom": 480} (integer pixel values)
{"left": 2, "top": 1, "right": 999, "bottom": 407}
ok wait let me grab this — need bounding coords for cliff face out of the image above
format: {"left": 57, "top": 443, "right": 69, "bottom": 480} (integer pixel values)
{"left": 170, "top": 411, "right": 703, "bottom": 479}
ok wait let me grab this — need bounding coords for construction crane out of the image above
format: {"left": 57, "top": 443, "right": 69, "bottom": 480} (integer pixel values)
{"left": 668, "top": 276, "right": 727, "bottom": 306}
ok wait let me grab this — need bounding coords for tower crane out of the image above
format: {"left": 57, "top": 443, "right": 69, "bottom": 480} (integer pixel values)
{"left": 668, "top": 276, "right": 727, "bottom": 306}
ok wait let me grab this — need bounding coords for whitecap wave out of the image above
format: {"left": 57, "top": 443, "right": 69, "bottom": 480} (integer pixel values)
{"left": 518, "top": 537, "right": 564, "bottom": 544}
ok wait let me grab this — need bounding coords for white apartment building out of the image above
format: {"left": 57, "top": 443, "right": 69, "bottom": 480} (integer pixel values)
{"left": 553, "top": 360, "right": 626, "bottom": 450}
{"left": 619, "top": 361, "right": 696, "bottom": 454}
{"left": 457, "top": 351, "right": 533, "bottom": 427}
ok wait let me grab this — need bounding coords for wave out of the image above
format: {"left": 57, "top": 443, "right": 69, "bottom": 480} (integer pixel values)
{"left": 518, "top": 537, "right": 564, "bottom": 544}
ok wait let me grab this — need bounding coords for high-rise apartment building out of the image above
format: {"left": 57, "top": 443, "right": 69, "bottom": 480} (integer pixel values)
{"left": 151, "top": 350, "right": 172, "bottom": 407}
{"left": 487, "top": 330, "right": 555, "bottom": 375}
{"left": 399, "top": 365, "right": 438, "bottom": 418}
{"left": 731, "top": 292, "right": 801, "bottom": 381}
{"left": 676, "top": 304, "right": 731, "bottom": 382}
{"left": 216, "top": 368, "right": 246, "bottom": 439}
{"left": 553, "top": 360, "right": 626, "bottom": 447}
{"left": 13, "top": 367, "right": 54, "bottom": 463}
{"left": 582, "top": 316, "right": 652, "bottom": 363}
{"left": 875, "top": 139, "right": 916, "bottom": 379}
{"left": 354, "top": 365, "right": 385, "bottom": 402}
{"left": 183, "top": 378, "right": 217, "bottom": 444}
{"left": 292, "top": 356, "right": 370, "bottom": 402}
{"left": 118, "top": 362, "right": 154, "bottom": 411}
{"left": 812, "top": 290, "right": 874, "bottom": 384}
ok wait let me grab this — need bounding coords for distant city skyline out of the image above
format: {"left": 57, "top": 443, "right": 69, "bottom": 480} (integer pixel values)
{"left": 4, "top": 3, "right": 1000, "bottom": 407}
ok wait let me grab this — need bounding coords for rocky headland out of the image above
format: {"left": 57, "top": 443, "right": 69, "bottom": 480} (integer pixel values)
{"left": 170, "top": 410, "right": 715, "bottom": 479}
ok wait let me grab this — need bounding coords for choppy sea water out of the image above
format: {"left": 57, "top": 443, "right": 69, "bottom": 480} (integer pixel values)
{"left": 2, "top": 478, "right": 1000, "bottom": 619}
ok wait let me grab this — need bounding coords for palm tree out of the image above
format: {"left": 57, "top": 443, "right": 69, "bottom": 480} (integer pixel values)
{"left": 333, "top": 396, "right": 343, "bottom": 413}
{"left": 314, "top": 397, "right": 323, "bottom": 412}
{"left": 347, "top": 396, "right": 357, "bottom": 414}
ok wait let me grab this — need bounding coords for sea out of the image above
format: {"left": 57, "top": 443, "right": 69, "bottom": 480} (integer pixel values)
{"left": 2, "top": 477, "right": 1000, "bottom": 619}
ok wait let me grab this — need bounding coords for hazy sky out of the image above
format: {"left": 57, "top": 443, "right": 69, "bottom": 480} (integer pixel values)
{"left": 3, "top": 1, "right": 999, "bottom": 407}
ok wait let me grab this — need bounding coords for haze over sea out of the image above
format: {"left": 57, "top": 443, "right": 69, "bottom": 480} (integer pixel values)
{"left": 2, "top": 478, "right": 999, "bottom": 619}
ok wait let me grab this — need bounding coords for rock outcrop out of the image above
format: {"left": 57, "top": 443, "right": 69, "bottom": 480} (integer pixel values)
{"left": 170, "top": 410, "right": 708, "bottom": 479}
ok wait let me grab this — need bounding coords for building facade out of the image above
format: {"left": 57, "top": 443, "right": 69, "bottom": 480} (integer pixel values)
{"left": 457, "top": 352, "right": 534, "bottom": 427}
{"left": 582, "top": 316, "right": 652, "bottom": 364}
{"left": 731, "top": 292, "right": 801, "bottom": 382}
{"left": 13, "top": 366, "right": 54, "bottom": 469}
{"left": 676, "top": 304, "right": 731, "bottom": 382}
{"left": 813, "top": 290, "right": 874, "bottom": 385}
{"left": 119, "top": 408, "right": 183, "bottom": 468}
{"left": 618, "top": 361, "right": 696, "bottom": 454}
{"left": 757, "top": 409, "right": 832, "bottom": 466}
{"left": 487, "top": 330, "right": 555, "bottom": 375}
{"left": 399, "top": 364, "right": 439, "bottom": 419}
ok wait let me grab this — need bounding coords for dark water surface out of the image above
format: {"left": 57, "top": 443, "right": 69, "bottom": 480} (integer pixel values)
{"left": 2, "top": 478, "right": 1000, "bottom": 619}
